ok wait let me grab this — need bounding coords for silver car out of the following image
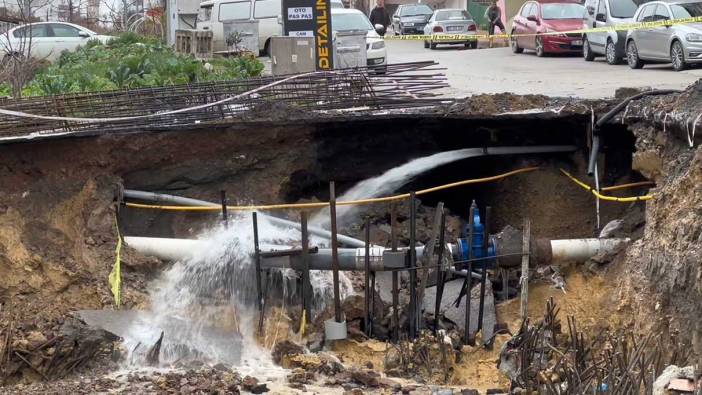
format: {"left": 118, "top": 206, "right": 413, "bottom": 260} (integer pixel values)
{"left": 583, "top": 0, "right": 654, "bottom": 64}
{"left": 626, "top": 0, "right": 702, "bottom": 70}
{"left": 422, "top": 9, "right": 478, "bottom": 49}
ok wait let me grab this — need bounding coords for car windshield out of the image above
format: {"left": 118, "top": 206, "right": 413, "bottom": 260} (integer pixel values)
{"left": 609, "top": 0, "right": 651, "bottom": 18}
{"left": 670, "top": 2, "right": 702, "bottom": 17}
{"left": 435, "top": 10, "right": 472, "bottom": 20}
{"left": 332, "top": 12, "right": 373, "bottom": 31}
{"left": 400, "top": 5, "right": 433, "bottom": 16}
{"left": 541, "top": 3, "right": 585, "bottom": 19}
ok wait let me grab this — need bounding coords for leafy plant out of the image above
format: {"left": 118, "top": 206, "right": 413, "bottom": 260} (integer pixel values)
{"left": 15, "top": 33, "right": 264, "bottom": 97}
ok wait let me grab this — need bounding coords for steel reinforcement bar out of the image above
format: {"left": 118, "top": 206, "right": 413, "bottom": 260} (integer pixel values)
{"left": 0, "top": 62, "right": 450, "bottom": 142}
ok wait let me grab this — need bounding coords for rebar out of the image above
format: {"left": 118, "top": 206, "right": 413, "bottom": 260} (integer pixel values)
{"left": 0, "top": 62, "right": 451, "bottom": 141}
{"left": 505, "top": 298, "right": 692, "bottom": 395}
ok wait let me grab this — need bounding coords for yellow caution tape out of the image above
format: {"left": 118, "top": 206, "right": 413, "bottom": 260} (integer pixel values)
{"left": 123, "top": 167, "right": 539, "bottom": 212}
{"left": 384, "top": 15, "right": 702, "bottom": 41}
{"left": 560, "top": 168, "right": 653, "bottom": 202}
{"left": 109, "top": 215, "right": 122, "bottom": 306}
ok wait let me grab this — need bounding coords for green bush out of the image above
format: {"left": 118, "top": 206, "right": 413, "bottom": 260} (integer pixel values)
{"left": 15, "top": 33, "right": 264, "bottom": 97}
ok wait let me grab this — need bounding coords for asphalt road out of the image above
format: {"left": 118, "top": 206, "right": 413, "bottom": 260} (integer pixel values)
{"left": 386, "top": 39, "right": 702, "bottom": 99}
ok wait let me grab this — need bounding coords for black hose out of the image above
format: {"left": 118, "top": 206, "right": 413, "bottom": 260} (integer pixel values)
{"left": 595, "top": 89, "right": 680, "bottom": 128}
{"left": 588, "top": 89, "right": 681, "bottom": 175}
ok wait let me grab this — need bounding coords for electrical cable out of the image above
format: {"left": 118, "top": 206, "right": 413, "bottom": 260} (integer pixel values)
{"left": 560, "top": 169, "right": 653, "bottom": 202}
{"left": 124, "top": 167, "right": 541, "bottom": 212}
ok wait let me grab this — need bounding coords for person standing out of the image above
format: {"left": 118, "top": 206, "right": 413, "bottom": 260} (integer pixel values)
{"left": 484, "top": 0, "right": 505, "bottom": 48}
{"left": 369, "top": 0, "right": 391, "bottom": 35}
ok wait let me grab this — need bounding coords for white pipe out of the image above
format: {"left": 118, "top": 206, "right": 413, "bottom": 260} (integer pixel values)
{"left": 549, "top": 238, "right": 628, "bottom": 263}
{"left": 125, "top": 235, "right": 629, "bottom": 268}
{"left": 124, "top": 236, "right": 201, "bottom": 262}
{"left": 123, "top": 237, "right": 284, "bottom": 262}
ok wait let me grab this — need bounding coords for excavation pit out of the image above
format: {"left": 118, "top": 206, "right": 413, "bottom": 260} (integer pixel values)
{"left": 0, "top": 95, "right": 669, "bottom": 392}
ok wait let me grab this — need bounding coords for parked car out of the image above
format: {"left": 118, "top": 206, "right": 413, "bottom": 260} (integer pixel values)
{"left": 198, "top": 0, "right": 282, "bottom": 55}
{"left": 582, "top": 0, "right": 654, "bottom": 64}
{"left": 423, "top": 9, "right": 478, "bottom": 49}
{"left": 0, "top": 22, "right": 110, "bottom": 62}
{"left": 511, "top": 0, "right": 585, "bottom": 56}
{"left": 392, "top": 4, "right": 434, "bottom": 35}
{"left": 332, "top": 8, "right": 387, "bottom": 69}
{"left": 626, "top": 0, "right": 702, "bottom": 70}
{"left": 331, "top": 0, "right": 345, "bottom": 8}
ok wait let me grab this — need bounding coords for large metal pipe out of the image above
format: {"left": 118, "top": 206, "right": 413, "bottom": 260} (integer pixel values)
{"left": 122, "top": 189, "right": 367, "bottom": 248}
{"left": 122, "top": 236, "right": 424, "bottom": 271}
{"left": 549, "top": 238, "right": 628, "bottom": 263}
{"left": 124, "top": 235, "right": 628, "bottom": 270}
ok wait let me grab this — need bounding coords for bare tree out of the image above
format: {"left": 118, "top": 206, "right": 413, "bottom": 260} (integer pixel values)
{"left": 0, "top": 0, "right": 53, "bottom": 97}
{"left": 101, "top": 0, "right": 140, "bottom": 31}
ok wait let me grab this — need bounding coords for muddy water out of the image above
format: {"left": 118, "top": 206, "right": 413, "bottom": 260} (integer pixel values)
{"left": 110, "top": 213, "right": 353, "bottom": 373}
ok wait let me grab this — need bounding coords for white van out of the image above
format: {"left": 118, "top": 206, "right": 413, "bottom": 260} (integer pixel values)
{"left": 197, "top": 0, "right": 282, "bottom": 55}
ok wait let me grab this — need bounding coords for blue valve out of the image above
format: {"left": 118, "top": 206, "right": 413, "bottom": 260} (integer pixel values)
{"left": 457, "top": 201, "right": 495, "bottom": 268}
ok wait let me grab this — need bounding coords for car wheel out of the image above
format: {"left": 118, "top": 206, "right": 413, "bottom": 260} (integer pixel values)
{"left": 535, "top": 36, "right": 545, "bottom": 57}
{"left": 606, "top": 39, "right": 621, "bottom": 65}
{"left": 424, "top": 40, "right": 429, "bottom": 48}
{"left": 471, "top": 41, "right": 478, "bottom": 49}
{"left": 671, "top": 40, "right": 687, "bottom": 71}
{"left": 511, "top": 30, "right": 523, "bottom": 54}
{"left": 583, "top": 36, "right": 595, "bottom": 61}
{"left": 430, "top": 41, "right": 437, "bottom": 49}
{"left": 626, "top": 40, "right": 644, "bottom": 69}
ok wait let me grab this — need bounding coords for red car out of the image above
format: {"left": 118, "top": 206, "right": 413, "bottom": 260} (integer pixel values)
{"left": 510, "top": 0, "right": 585, "bottom": 56}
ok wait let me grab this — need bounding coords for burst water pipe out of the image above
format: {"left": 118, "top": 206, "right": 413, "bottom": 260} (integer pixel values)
{"left": 123, "top": 236, "right": 629, "bottom": 270}
{"left": 122, "top": 144, "right": 577, "bottom": 246}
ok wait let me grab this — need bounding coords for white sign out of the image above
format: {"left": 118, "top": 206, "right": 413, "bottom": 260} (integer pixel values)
{"left": 289, "top": 30, "right": 314, "bottom": 37}
{"left": 288, "top": 7, "right": 313, "bottom": 20}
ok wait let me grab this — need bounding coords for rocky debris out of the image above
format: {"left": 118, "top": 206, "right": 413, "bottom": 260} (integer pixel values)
{"left": 1, "top": 316, "right": 118, "bottom": 385}
{"left": 0, "top": 367, "right": 248, "bottom": 394}
{"left": 423, "top": 280, "right": 496, "bottom": 342}
{"left": 350, "top": 368, "right": 380, "bottom": 387}
{"left": 653, "top": 365, "right": 698, "bottom": 395}
{"left": 271, "top": 340, "right": 305, "bottom": 367}
{"left": 242, "top": 375, "right": 269, "bottom": 394}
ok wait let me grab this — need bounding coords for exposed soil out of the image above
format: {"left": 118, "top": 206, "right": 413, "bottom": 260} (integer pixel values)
{"left": 1, "top": 85, "right": 701, "bottom": 392}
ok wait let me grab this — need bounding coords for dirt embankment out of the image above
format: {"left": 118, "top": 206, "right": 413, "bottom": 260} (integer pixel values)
{"left": 619, "top": 117, "right": 702, "bottom": 355}
{"left": 0, "top": 124, "right": 320, "bottom": 321}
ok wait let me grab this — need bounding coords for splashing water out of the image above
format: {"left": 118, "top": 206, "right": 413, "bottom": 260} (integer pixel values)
{"left": 311, "top": 148, "right": 485, "bottom": 227}
{"left": 116, "top": 213, "right": 352, "bottom": 373}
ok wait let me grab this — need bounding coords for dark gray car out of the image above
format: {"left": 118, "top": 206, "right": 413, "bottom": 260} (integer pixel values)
{"left": 626, "top": 0, "right": 702, "bottom": 70}
{"left": 392, "top": 4, "right": 434, "bottom": 35}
